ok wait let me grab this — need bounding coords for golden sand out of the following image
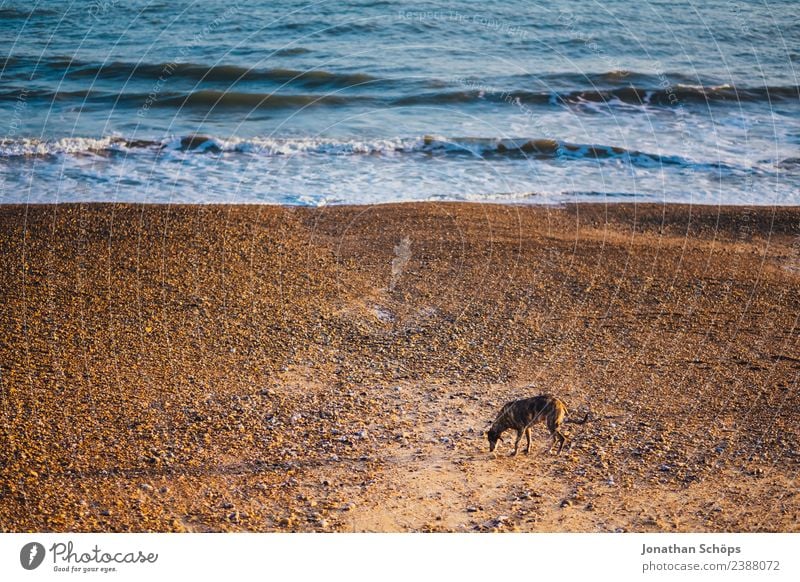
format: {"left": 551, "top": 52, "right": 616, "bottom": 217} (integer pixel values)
{"left": 1, "top": 202, "right": 798, "bottom": 532}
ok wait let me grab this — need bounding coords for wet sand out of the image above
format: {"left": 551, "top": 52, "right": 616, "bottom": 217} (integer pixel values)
{"left": 1, "top": 202, "right": 798, "bottom": 532}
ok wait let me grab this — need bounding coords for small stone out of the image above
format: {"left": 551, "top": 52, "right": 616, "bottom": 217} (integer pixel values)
{"left": 560, "top": 500, "right": 572, "bottom": 508}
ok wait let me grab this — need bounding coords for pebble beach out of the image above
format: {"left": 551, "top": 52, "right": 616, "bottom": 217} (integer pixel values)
{"left": 1, "top": 202, "right": 798, "bottom": 532}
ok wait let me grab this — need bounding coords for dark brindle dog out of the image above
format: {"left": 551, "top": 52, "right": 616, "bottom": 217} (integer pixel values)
{"left": 487, "top": 394, "right": 588, "bottom": 456}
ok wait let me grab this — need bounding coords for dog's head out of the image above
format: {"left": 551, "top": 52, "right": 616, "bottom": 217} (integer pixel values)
{"left": 487, "top": 428, "right": 502, "bottom": 452}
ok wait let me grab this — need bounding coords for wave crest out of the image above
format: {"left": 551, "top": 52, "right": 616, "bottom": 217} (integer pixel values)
{"left": 0, "top": 134, "right": 747, "bottom": 172}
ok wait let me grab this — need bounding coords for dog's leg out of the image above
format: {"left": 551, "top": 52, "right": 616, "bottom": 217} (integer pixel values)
{"left": 524, "top": 427, "right": 532, "bottom": 455}
{"left": 556, "top": 430, "right": 566, "bottom": 454}
{"left": 511, "top": 429, "right": 523, "bottom": 456}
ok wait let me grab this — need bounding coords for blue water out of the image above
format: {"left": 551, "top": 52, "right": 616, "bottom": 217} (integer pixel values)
{"left": 1, "top": 0, "right": 798, "bottom": 205}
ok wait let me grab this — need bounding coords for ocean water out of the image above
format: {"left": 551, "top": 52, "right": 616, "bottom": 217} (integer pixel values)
{"left": 0, "top": 0, "right": 798, "bottom": 205}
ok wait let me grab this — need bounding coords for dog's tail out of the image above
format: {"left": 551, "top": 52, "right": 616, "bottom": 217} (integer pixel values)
{"left": 565, "top": 412, "right": 589, "bottom": 425}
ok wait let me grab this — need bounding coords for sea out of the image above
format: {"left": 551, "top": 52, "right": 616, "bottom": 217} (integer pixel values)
{"left": 1, "top": 0, "right": 798, "bottom": 205}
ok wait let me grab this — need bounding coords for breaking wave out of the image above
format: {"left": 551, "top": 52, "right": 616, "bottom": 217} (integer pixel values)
{"left": 0, "top": 134, "right": 756, "bottom": 173}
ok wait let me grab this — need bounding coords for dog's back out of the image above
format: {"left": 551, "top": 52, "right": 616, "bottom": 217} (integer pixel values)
{"left": 499, "top": 394, "right": 565, "bottom": 428}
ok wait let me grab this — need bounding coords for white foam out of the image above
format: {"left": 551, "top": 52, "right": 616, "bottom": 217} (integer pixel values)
{"left": 0, "top": 135, "right": 714, "bottom": 170}
{"left": 0, "top": 136, "right": 122, "bottom": 156}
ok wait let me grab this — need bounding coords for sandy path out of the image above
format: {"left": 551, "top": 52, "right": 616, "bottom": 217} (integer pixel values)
{"left": 347, "top": 382, "right": 598, "bottom": 532}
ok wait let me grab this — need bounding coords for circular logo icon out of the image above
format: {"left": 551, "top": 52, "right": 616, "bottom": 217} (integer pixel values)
{"left": 20, "top": 542, "right": 46, "bottom": 570}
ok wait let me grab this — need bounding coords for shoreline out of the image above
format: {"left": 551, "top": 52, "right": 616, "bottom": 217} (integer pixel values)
{"left": 5, "top": 200, "right": 800, "bottom": 208}
{"left": 1, "top": 202, "right": 798, "bottom": 532}
{"left": 5, "top": 200, "right": 800, "bottom": 237}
